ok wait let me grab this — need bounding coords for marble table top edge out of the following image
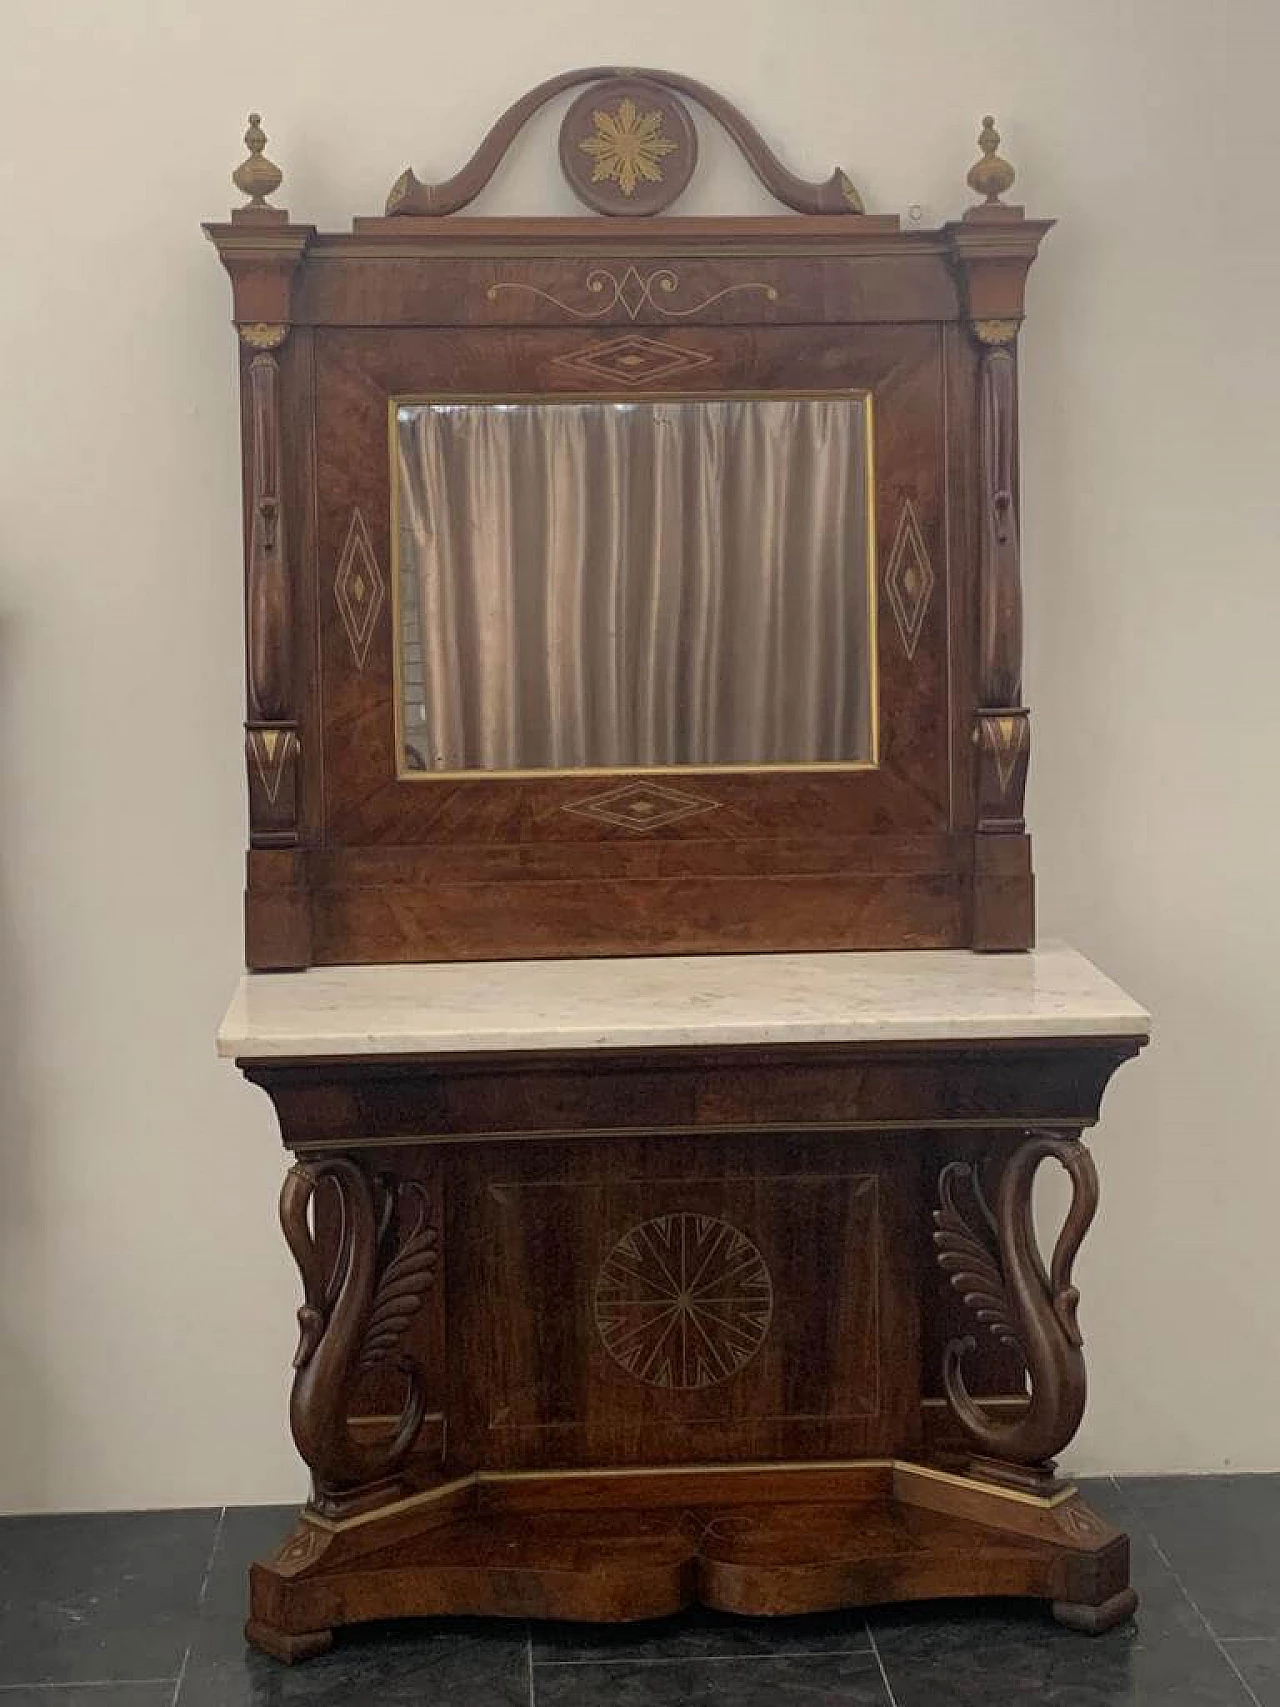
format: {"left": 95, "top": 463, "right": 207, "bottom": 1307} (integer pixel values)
{"left": 216, "top": 942, "right": 1150, "bottom": 1061}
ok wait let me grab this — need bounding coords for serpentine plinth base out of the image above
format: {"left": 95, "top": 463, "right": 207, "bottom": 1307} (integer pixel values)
{"left": 245, "top": 1461, "right": 1134, "bottom": 1661}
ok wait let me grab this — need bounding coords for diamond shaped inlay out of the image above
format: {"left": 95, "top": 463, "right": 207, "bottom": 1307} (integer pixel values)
{"left": 884, "top": 499, "right": 935, "bottom": 661}
{"left": 563, "top": 780, "right": 718, "bottom": 833}
{"left": 334, "top": 507, "right": 385, "bottom": 670}
{"left": 555, "top": 335, "right": 714, "bottom": 387}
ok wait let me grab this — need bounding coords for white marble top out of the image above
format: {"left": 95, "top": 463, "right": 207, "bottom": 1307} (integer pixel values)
{"left": 217, "top": 941, "right": 1149, "bottom": 1061}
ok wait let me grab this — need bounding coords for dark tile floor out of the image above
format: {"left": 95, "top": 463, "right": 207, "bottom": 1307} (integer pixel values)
{"left": 1, "top": 1477, "right": 1276, "bottom": 1705}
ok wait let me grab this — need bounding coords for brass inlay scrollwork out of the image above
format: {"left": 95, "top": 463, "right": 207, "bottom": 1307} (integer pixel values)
{"left": 486, "top": 265, "right": 779, "bottom": 323}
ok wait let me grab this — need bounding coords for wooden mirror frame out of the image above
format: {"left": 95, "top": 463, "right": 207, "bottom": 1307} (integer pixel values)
{"left": 206, "top": 77, "right": 1050, "bottom": 969}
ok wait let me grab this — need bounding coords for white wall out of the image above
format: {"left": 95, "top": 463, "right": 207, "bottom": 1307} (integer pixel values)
{"left": 0, "top": 0, "right": 1276, "bottom": 1512}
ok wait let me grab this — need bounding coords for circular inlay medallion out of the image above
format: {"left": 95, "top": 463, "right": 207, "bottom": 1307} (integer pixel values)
{"left": 559, "top": 78, "right": 698, "bottom": 216}
{"left": 594, "top": 1213, "right": 773, "bottom": 1389}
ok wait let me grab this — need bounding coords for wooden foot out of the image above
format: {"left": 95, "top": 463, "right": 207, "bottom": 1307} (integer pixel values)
{"left": 244, "top": 1619, "right": 334, "bottom": 1663}
{"left": 1052, "top": 1588, "right": 1139, "bottom": 1636}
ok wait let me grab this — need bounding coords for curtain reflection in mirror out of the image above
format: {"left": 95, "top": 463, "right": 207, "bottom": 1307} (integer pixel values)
{"left": 396, "top": 396, "right": 873, "bottom": 772}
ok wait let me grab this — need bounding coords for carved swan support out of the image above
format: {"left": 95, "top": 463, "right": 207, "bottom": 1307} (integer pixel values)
{"left": 280, "top": 1160, "right": 437, "bottom": 1498}
{"left": 933, "top": 1132, "right": 1099, "bottom": 1469}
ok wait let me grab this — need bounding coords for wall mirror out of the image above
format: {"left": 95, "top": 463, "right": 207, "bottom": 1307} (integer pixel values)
{"left": 394, "top": 393, "right": 876, "bottom": 776}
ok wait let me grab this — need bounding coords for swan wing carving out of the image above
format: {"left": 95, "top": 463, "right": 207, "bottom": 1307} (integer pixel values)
{"left": 358, "top": 1183, "right": 438, "bottom": 1373}
{"left": 933, "top": 1161, "right": 1023, "bottom": 1356}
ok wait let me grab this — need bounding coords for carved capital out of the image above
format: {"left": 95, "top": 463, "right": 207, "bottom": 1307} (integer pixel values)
{"left": 944, "top": 219, "right": 1052, "bottom": 325}
{"left": 972, "top": 318, "right": 1020, "bottom": 347}
{"left": 203, "top": 222, "right": 313, "bottom": 325}
{"left": 238, "top": 321, "right": 290, "bottom": 350}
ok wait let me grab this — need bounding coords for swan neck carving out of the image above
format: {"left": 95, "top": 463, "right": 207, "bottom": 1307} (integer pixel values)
{"left": 280, "top": 1160, "right": 436, "bottom": 1499}
{"left": 933, "top": 1133, "right": 1098, "bottom": 1469}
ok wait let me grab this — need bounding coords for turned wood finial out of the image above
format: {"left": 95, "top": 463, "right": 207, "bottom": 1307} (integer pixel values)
{"left": 966, "top": 114, "right": 1016, "bottom": 206}
{"left": 233, "top": 111, "right": 284, "bottom": 210}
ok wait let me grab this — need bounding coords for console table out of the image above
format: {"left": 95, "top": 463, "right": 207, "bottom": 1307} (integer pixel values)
{"left": 218, "top": 941, "right": 1148, "bottom": 1661}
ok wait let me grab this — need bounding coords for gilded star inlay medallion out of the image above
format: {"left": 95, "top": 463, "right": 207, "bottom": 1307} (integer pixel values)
{"left": 578, "top": 98, "right": 679, "bottom": 197}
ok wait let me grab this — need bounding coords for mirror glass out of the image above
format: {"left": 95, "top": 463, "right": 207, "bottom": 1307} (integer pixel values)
{"left": 394, "top": 394, "right": 876, "bottom": 775}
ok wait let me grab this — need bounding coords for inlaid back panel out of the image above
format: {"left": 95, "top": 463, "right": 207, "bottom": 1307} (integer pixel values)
{"left": 439, "top": 1132, "right": 920, "bottom": 1472}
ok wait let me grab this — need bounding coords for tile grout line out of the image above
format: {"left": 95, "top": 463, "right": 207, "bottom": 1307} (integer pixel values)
{"left": 1140, "top": 1526, "right": 1263, "bottom": 1707}
{"left": 1112, "top": 1478, "right": 1262, "bottom": 1706}
{"left": 1217, "top": 1646, "right": 1268, "bottom": 1707}
{"left": 526, "top": 1625, "right": 535, "bottom": 1707}
{"left": 865, "top": 1618, "right": 901, "bottom": 1707}
{"left": 172, "top": 1505, "right": 225, "bottom": 1707}
{"left": 169, "top": 1646, "right": 191, "bottom": 1707}
{"left": 0, "top": 1687, "right": 177, "bottom": 1696}
{"left": 197, "top": 1506, "right": 227, "bottom": 1608}
{"left": 533, "top": 1646, "right": 877, "bottom": 1667}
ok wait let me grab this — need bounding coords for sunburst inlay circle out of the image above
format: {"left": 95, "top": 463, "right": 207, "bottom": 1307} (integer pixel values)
{"left": 594, "top": 1213, "right": 773, "bottom": 1390}
{"left": 579, "top": 98, "right": 679, "bottom": 197}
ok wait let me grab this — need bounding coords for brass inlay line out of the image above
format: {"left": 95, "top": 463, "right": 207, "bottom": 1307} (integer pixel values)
{"left": 478, "top": 1458, "right": 895, "bottom": 1484}
{"left": 304, "top": 1475, "right": 475, "bottom": 1533}
{"left": 304, "top": 1456, "right": 1075, "bottom": 1532}
{"left": 294, "top": 1117, "right": 1096, "bottom": 1153}
{"left": 893, "top": 1460, "right": 1076, "bottom": 1510}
